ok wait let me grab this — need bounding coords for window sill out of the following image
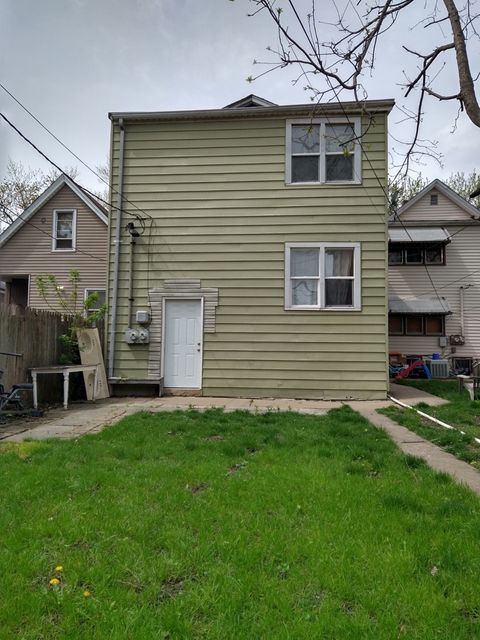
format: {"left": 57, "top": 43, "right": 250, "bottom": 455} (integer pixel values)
{"left": 285, "top": 306, "right": 362, "bottom": 312}
{"left": 284, "top": 180, "right": 362, "bottom": 187}
{"left": 52, "top": 249, "right": 76, "bottom": 253}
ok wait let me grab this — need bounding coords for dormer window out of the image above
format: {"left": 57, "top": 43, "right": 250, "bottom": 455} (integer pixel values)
{"left": 286, "top": 118, "right": 361, "bottom": 185}
{"left": 53, "top": 209, "right": 76, "bottom": 251}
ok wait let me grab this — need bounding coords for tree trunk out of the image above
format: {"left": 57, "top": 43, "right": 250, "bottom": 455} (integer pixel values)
{"left": 443, "top": 0, "right": 480, "bottom": 127}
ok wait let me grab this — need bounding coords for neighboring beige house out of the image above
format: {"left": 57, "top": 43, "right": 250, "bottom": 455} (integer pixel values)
{"left": 389, "top": 179, "right": 480, "bottom": 373}
{"left": 0, "top": 175, "right": 108, "bottom": 310}
{"left": 106, "top": 94, "right": 394, "bottom": 400}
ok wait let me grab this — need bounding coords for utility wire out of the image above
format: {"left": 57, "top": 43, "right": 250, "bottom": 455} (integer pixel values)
{"left": 0, "top": 111, "right": 151, "bottom": 223}
{"left": 0, "top": 203, "right": 106, "bottom": 263}
{"left": 0, "top": 81, "right": 153, "bottom": 223}
{"left": 320, "top": 81, "right": 449, "bottom": 312}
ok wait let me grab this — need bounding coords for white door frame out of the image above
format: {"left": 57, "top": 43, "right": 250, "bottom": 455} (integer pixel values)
{"left": 161, "top": 296, "right": 204, "bottom": 389}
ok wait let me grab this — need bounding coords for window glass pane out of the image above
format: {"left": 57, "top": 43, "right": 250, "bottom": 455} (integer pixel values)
{"left": 388, "top": 245, "right": 403, "bottom": 265}
{"left": 87, "top": 289, "right": 106, "bottom": 310}
{"left": 290, "top": 248, "right": 319, "bottom": 277}
{"left": 292, "top": 279, "right": 318, "bottom": 306}
{"left": 405, "top": 246, "right": 423, "bottom": 264}
{"left": 56, "top": 212, "right": 73, "bottom": 239}
{"left": 425, "top": 316, "right": 443, "bottom": 335}
{"left": 325, "top": 279, "right": 353, "bottom": 306}
{"left": 425, "top": 245, "right": 443, "bottom": 264}
{"left": 292, "top": 125, "right": 320, "bottom": 153}
{"left": 325, "top": 155, "right": 354, "bottom": 181}
{"left": 389, "top": 316, "right": 403, "bottom": 335}
{"left": 292, "top": 155, "right": 319, "bottom": 182}
{"left": 405, "top": 316, "right": 423, "bottom": 335}
{"left": 325, "top": 248, "right": 354, "bottom": 277}
{"left": 325, "top": 124, "right": 355, "bottom": 152}
{"left": 56, "top": 238, "right": 73, "bottom": 249}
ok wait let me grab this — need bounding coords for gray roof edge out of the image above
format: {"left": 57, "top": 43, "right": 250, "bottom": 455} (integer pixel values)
{"left": 108, "top": 98, "right": 395, "bottom": 122}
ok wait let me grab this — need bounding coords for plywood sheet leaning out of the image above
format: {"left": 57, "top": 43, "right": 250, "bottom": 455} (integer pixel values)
{"left": 76, "top": 328, "right": 110, "bottom": 399}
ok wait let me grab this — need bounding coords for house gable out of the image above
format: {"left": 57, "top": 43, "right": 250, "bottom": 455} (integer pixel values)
{"left": 0, "top": 175, "right": 107, "bottom": 249}
{"left": 396, "top": 179, "right": 480, "bottom": 224}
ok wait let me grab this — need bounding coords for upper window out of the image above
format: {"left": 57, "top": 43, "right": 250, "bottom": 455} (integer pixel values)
{"left": 388, "top": 243, "right": 444, "bottom": 266}
{"left": 430, "top": 194, "right": 438, "bottom": 205}
{"left": 53, "top": 209, "right": 76, "bottom": 251}
{"left": 285, "top": 243, "right": 361, "bottom": 310}
{"left": 286, "top": 118, "right": 361, "bottom": 185}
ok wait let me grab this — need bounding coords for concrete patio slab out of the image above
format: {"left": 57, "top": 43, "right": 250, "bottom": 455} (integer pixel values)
{"left": 389, "top": 382, "right": 449, "bottom": 406}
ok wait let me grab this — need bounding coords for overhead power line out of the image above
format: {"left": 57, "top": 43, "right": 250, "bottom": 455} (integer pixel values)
{"left": 0, "top": 111, "right": 152, "bottom": 223}
{"left": 0, "top": 81, "right": 154, "bottom": 223}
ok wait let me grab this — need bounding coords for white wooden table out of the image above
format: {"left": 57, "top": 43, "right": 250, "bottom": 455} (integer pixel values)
{"left": 30, "top": 364, "right": 99, "bottom": 410}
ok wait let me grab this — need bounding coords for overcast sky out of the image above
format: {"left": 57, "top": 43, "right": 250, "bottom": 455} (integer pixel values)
{"left": 1, "top": 0, "right": 479, "bottom": 191}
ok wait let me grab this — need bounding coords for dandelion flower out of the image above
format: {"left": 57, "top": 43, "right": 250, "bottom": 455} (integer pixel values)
{"left": 49, "top": 578, "right": 60, "bottom": 586}
{"left": 55, "top": 565, "right": 63, "bottom": 572}
{"left": 83, "top": 590, "right": 91, "bottom": 598}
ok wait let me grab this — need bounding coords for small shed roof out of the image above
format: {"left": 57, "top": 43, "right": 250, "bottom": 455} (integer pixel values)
{"left": 389, "top": 295, "right": 451, "bottom": 315}
{"left": 388, "top": 227, "right": 451, "bottom": 243}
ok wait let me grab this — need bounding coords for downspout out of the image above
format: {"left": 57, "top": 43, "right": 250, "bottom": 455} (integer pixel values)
{"left": 127, "top": 234, "right": 136, "bottom": 326}
{"left": 107, "top": 118, "right": 125, "bottom": 379}
{"left": 459, "top": 286, "right": 465, "bottom": 336}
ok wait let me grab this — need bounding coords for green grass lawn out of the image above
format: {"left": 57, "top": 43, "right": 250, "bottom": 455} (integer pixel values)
{"left": 2, "top": 406, "right": 480, "bottom": 639}
{"left": 383, "top": 380, "right": 480, "bottom": 468}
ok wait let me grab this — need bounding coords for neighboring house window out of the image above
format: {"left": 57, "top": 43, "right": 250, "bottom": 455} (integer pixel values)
{"left": 53, "top": 209, "right": 76, "bottom": 251}
{"left": 388, "top": 243, "right": 445, "bottom": 265}
{"left": 388, "top": 314, "right": 445, "bottom": 336}
{"left": 285, "top": 243, "right": 361, "bottom": 310}
{"left": 430, "top": 194, "right": 438, "bottom": 205}
{"left": 84, "top": 288, "right": 106, "bottom": 313}
{"left": 286, "top": 118, "right": 361, "bottom": 185}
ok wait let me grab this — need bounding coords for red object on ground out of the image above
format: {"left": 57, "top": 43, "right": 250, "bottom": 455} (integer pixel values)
{"left": 395, "top": 360, "right": 430, "bottom": 380}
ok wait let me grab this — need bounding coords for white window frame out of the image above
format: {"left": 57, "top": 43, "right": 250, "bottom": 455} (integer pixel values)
{"left": 84, "top": 288, "right": 106, "bottom": 312}
{"left": 285, "top": 117, "right": 362, "bottom": 186}
{"left": 284, "top": 242, "right": 361, "bottom": 311}
{"left": 52, "top": 209, "right": 76, "bottom": 252}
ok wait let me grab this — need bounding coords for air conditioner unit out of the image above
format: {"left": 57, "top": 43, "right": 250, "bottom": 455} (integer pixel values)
{"left": 450, "top": 334, "right": 465, "bottom": 346}
{"left": 425, "top": 359, "right": 450, "bottom": 378}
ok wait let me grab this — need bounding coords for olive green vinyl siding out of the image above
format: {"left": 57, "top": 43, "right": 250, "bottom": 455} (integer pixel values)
{"left": 0, "top": 185, "right": 107, "bottom": 309}
{"left": 108, "top": 113, "right": 389, "bottom": 399}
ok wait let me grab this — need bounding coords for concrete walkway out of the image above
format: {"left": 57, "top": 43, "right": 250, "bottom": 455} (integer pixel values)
{"left": 2, "top": 386, "right": 480, "bottom": 496}
{"left": 0, "top": 395, "right": 342, "bottom": 443}
{"left": 353, "top": 404, "right": 480, "bottom": 496}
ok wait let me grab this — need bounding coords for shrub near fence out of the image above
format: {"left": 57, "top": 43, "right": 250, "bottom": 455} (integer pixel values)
{"left": 0, "top": 304, "right": 72, "bottom": 402}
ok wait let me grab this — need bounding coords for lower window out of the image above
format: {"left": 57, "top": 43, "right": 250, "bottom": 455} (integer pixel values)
{"left": 285, "top": 243, "right": 361, "bottom": 310}
{"left": 388, "top": 314, "right": 445, "bottom": 336}
{"left": 84, "top": 289, "right": 106, "bottom": 314}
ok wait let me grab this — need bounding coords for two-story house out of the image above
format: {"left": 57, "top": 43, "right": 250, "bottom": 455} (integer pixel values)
{"left": 0, "top": 174, "right": 108, "bottom": 310}
{"left": 389, "top": 179, "right": 480, "bottom": 373}
{"left": 106, "top": 95, "right": 394, "bottom": 400}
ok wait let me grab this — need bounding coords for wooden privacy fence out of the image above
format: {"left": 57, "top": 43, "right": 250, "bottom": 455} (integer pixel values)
{"left": 0, "top": 305, "right": 72, "bottom": 399}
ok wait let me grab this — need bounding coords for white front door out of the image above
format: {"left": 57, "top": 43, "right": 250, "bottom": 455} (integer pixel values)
{"left": 163, "top": 299, "right": 202, "bottom": 388}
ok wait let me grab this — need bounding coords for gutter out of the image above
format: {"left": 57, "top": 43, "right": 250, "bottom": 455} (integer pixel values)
{"left": 108, "top": 98, "right": 395, "bottom": 123}
{"left": 107, "top": 117, "right": 125, "bottom": 379}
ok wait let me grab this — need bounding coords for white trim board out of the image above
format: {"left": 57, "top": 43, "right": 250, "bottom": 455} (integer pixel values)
{"left": 0, "top": 175, "right": 108, "bottom": 249}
